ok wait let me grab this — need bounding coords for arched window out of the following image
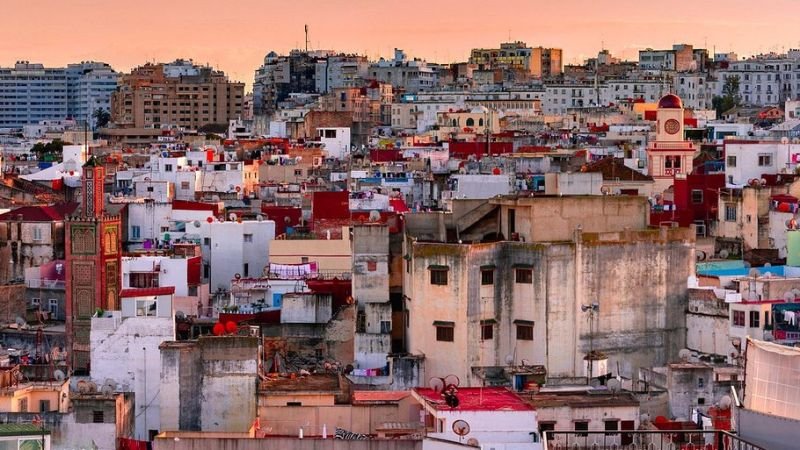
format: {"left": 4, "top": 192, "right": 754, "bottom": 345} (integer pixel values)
{"left": 479, "top": 118, "right": 484, "bottom": 126}
{"left": 452, "top": 119, "right": 457, "bottom": 127}
{"left": 466, "top": 118, "right": 475, "bottom": 127}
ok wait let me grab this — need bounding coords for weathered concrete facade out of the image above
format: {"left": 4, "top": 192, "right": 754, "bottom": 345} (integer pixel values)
{"left": 404, "top": 226, "right": 693, "bottom": 385}
{"left": 352, "top": 225, "right": 392, "bottom": 372}
{"left": 160, "top": 337, "right": 259, "bottom": 434}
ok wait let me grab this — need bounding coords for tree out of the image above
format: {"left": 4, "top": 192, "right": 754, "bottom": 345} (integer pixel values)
{"left": 713, "top": 75, "right": 741, "bottom": 117}
{"left": 30, "top": 140, "right": 69, "bottom": 161}
{"left": 92, "top": 108, "right": 111, "bottom": 129}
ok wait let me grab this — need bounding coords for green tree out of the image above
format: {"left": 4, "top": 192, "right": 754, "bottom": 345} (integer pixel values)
{"left": 92, "top": 108, "right": 111, "bottom": 129}
{"left": 713, "top": 75, "right": 741, "bottom": 116}
{"left": 30, "top": 139, "right": 69, "bottom": 161}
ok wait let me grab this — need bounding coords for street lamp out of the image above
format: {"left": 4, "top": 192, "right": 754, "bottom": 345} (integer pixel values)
{"left": 581, "top": 302, "right": 599, "bottom": 385}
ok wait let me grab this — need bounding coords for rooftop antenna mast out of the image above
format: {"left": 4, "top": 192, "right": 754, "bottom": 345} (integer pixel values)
{"left": 305, "top": 25, "right": 310, "bottom": 53}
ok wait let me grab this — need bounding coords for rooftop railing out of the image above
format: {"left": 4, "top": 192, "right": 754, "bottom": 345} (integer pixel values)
{"left": 542, "top": 430, "right": 766, "bottom": 450}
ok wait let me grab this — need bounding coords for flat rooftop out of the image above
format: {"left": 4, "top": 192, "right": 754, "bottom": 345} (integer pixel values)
{"left": 413, "top": 387, "right": 533, "bottom": 412}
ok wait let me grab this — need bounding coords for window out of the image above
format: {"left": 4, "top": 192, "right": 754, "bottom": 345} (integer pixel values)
{"left": 31, "top": 297, "right": 40, "bottom": 307}
{"left": 39, "top": 400, "right": 51, "bottom": 412}
{"left": 733, "top": 310, "right": 745, "bottom": 327}
{"left": 129, "top": 272, "right": 158, "bottom": 288}
{"left": 750, "top": 311, "right": 760, "bottom": 328}
{"left": 691, "top": 189, "right": 703, "bottom": 204}
{"left": 93, "top": 410, "right": 104, "bottom": 423}
{"left": 32, "top": 227, "right": 42, "bottom": 241}
{"left": 758, "top": 154, "right": 772, "bottom": 166}
{"left": 136, "top": 300, "right": 156, "bottom": 317}
{"left": 18, "top": 399, "right": 27, "bottom": 413}
{"left": 48, "top": 299, "right": 58, "bottom": 315}
{"left": 516, "top": 323, "right": 534, "bottom": 340}
{"left": 243, "top": 234, "right": 253, "bottom": 243}
{"left": 725, "top": 204, "right": 737, "bottom": 222}
{"left": 698, "top": 397, "right": 706, "bottom": 405}
{"left": 765, "top": 311, "right": 770, "bottom": 328}
{"left": 243, "top": 263, "right": 249, "bottom": 277}
{"left": 146, "top": 186, "right": 154, "bottom": 192}
{"left": 515, "top": 268, "right": 533, "bottom": 283}
{"left": 604, "top": 420, "right": 619, "bottom": 435}
{"left": 481, "top": 268, "right": 494, "bottom": 285}
{"left": 131, "top": 225, "right": 141, "bottom": 239}
{"left": 294, "top": 169, "right": 303, "bottom": 176}
{"left": 430, "top": 268, "right": 448, "bottom": 286}
{"left": 164, "top": 164, "right": 173, "bottom": 172}
{"left": 204, "top": 237, "right": 211, "bottom": 246}
{"left": 180, "top": 181, "right": 190, "bottom": 190}
{"left": 574, "top": 421, "right": 589, "bottom": 437}
{"left": 367, "top": 260, "right": 377, "bottom": 271}
{"left": 286, "top": 401, "right": 302, "bottom": 406}
{"left": 160, "top": 226, "right": 169, "bottom": 233}
{"left": 726, "top": 155, "right": 736, "bottom": 167}
{"left": 435, "top": 323, "right": 454, "bottom": 342}
{"left": 481, "top": 321, "right": 494, "bottom": 340}
{"left": 380, "top": 320, "right": 391, "bottom": 334}
{"left": 540, "top": 422, "right": 556, "bottom": 441}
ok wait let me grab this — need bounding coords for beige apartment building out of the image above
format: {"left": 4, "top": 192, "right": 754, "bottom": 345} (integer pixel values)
{"left": 111, "top": 60, "right": 244, "bottom": 129}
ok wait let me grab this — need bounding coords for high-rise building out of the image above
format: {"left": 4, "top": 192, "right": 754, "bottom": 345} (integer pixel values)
{"left": 469, "top": 42, "right": 563, "bottom": 78}
{"left": 65, "top": 155, "right": 122, "bottom": 373}
{"left": 0, "top": 61, "right": 118, "bottom": 129}
{"left": 111, "top": 59, "right": 244, "bottom": 129}
{"left": 253, "top": 50, "right": 333, "bottom": 116}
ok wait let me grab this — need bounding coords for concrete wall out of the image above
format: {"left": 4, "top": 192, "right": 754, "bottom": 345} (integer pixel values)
{"left": 154, "top": 436, "right": 422, "bottom": 450}
{"left": 91, "top": 315, "right": 175, "bottom": 440}
{"left": 281, "top": 294, "right": 333, "bottom": 324}
{"left": 493, "top": 196, "right": 648, "bottom": 243}
{"left": 270, "top": 227, "right": 351, "bottom": 272}
{"left": 199, "top": 337, "right": 259, "bottom": 433}
{"left": 666, "top": 366, "right": 715, "bottom": 419}
{"left": 737, "top": 407, "right": 800, "bottom": 450}
{"left": 404, "top": 227, "right": 693, "bottom": 384}
{"left": 256, "top": 399, "right": 420, "bottom": 436}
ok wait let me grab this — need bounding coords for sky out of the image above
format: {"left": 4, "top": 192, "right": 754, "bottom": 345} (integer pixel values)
{"left": 2, "top": 0, "right": 800, "bottom": 90}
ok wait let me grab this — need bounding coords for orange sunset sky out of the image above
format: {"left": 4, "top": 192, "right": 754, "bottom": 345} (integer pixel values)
{"left": 2, "top": 0, "right": 799, "bottom": 89}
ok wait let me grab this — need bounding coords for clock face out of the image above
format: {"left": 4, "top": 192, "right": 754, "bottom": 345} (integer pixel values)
{"left": 664, "top": 118, "right": 681, "bottom": 135}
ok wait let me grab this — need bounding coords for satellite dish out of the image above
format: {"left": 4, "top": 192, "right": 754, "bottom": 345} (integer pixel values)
{"left": 640, "top": 413, "right": 651, "bottom": 424}
{"left": 229, "top": 213, "right": 237, "bottom": 222}
{"left": 77, "top": 380, "right": 90, "bottom": 394}
{"left": 101, "top": 384, "right": 114, "bottom": 396}
{"left": 443, "top": 374, "right": 460, "bottom": 387}
{"left": 719, "top": 395, "right": 733, "bottom": 410}
{"left": 369, "top": 210, "right": 381, "bottom": 222}
{"left": 175, "top": 311, "right": 186, "bottom": 320}
{"left": 428, "top": 377, "right": 445, "bottom": 393}
{"left": 784, "top": 291, "right": 796, "bottom": 302}
{"left": 15, "top": 317, "right": 27, "bottom": 329}
{"left": 53, "top": 370, "right": 65, "bottom": 381}
{"left": 764, "top": 263, "right": 772, "bottom": 268}
{"left": 256, "top": 214, "right": 264, "bottom": 222}
{"left": 764, "top": 271, "right": 772, "bottom": 278}
{"left": 505, "top": 354, "right": 514, "bottom": 365}
{"left": 749, "top": 268, "right": 760, "bottom": 278}
{"left": 718, "top": 249, "right": 729, "bottom": 259}
{"left": 193, "top": 220, "right": 201, "bottom": 228}
{"left": 781, "top": 137, "right": 790, "bottom": 144}
{"left": 607, "top": 379, "right": 621, "bottom": 394}
{"left": 466, "top": 438, "right": 479, "bottom": 446}
{"left": 452, "top": 420, "right": 471, "bottom": 437}
{"left": 86, "top": 382, "right": 98, "bottom": 393}
{"left": 678, "top": 349, "right": 692, "bottom": 362}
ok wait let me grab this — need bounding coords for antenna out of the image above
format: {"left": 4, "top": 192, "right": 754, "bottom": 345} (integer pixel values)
{"left": 304, "top": 25, "right": 309, "bottom": 53}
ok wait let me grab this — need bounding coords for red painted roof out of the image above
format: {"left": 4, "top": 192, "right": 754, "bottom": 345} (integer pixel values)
{"left": 0, "top": 203, "right": 78, "bottom": 222}
{"left": 414, "top": 387, "right": 533, "bottom": 412}
{"left": 352, "top": 391, "right": 410, "bottom": 404}
{"left": 172, "top": 200, "right": 219, "bottom": 216}
{"left": 119, "top": 286, "right": 176, "bottom": 298}
{"left": 658, "top": 94, "right": 683, "bottom": 109}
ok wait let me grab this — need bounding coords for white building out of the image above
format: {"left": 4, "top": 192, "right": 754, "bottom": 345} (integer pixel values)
{"left": 318, "top": 127, "right": 351, "bottom": 159}
{"left": 315, "top": 54, "right": 369, "bottom": 94}
{"left": 723, "top": 140, "right": 800, "bottom": 186}
{"left": 90, "top": 288, "right": 176, "bottom": 440}
{"left": 121, "top": 252, "right": 208, "bottom": 316}
{"left": 197, "top": 220, "right": 276, "bottom": 294}
{"left": 413, "top": 387, "right": 542, "bottom": 450}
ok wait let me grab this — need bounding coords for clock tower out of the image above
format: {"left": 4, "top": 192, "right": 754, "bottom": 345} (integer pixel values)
{"left": 647, "top": 94, "right": 696, "bottom": 194}
{"left": 65, "top": 155, "right": 122, "bottom": 373}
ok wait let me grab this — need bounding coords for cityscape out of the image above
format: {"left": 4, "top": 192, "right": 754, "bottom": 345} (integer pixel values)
{"left": 1, "top": 3, "right": 800, "bottom": 449}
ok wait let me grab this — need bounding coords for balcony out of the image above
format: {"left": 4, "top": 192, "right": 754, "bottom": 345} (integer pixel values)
{"left": 543, "top": 430, "right": 765, "bottom": 450}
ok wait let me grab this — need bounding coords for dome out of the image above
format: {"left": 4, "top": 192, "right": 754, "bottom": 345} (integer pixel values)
{"left": 657, "top": 94, "right": 683, "bottom": 109}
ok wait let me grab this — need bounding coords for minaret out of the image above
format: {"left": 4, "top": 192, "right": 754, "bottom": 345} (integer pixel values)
{"left": 65, "top": 155, "right": 122, "bottom": 373}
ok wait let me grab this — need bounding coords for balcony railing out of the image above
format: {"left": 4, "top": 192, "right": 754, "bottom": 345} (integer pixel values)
{"left": 542, "top": 430, "right": 766, "bottom": 450}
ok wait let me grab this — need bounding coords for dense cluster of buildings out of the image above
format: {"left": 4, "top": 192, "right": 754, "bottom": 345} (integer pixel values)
{"left": 1, "top": 40, "right": 800, "bottom": 450}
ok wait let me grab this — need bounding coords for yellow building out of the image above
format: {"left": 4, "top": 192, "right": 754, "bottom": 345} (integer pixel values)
{"left": 269, "top": 226, "right": 352, "bottom": 272}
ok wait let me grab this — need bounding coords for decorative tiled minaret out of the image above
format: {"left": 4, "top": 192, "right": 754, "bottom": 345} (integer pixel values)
{"left": 646, "top": 94, "right": 696, "bottom": 194}
{"left": 65, "top": 155, "right": 122, "bottom": 373}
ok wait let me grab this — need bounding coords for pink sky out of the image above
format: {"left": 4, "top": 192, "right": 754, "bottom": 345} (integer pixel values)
{"left": 2, "top": 0, "right": 799, "bottom": 89}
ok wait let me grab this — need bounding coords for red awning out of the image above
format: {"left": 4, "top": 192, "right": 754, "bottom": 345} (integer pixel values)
{"left": 120, "top": 287, "right": 176, "bottom": 298}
